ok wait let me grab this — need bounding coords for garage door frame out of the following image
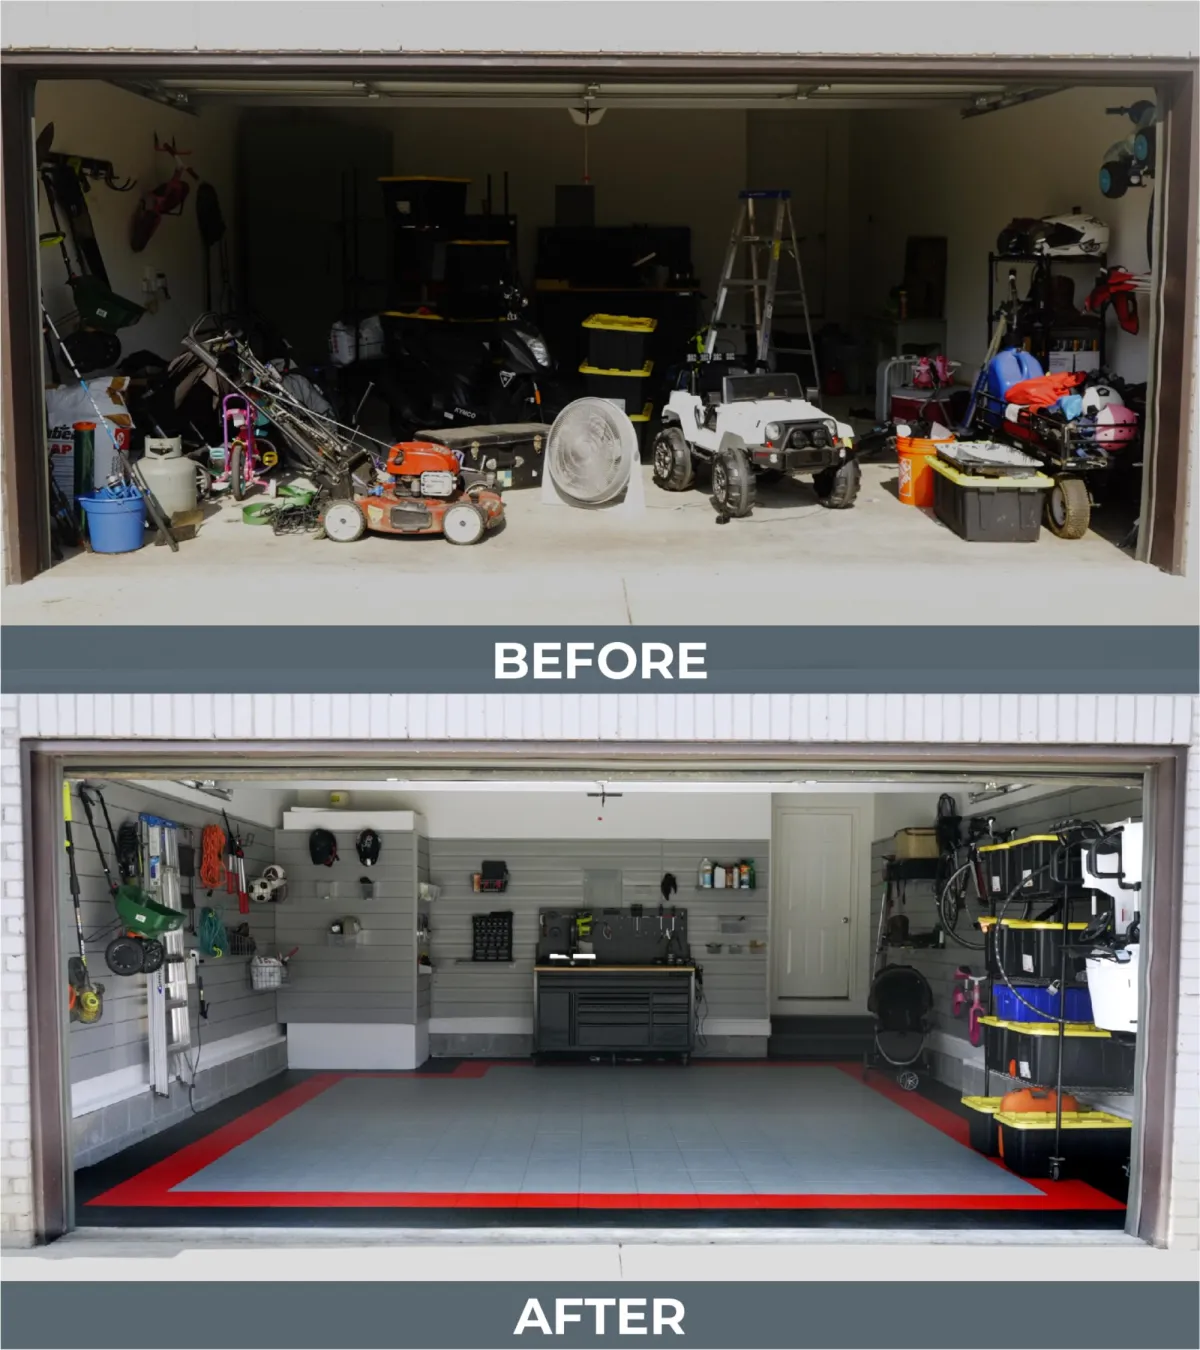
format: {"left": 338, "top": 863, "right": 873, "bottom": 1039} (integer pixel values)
{"left": 21, "top": 737, "right": 1186, "bottom": 1245}
{"left": 1, "top": 52, "right": 1197, "bottom": 582}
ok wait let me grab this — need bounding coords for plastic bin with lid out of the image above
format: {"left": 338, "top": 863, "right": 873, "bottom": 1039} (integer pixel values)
{"left": 583, "top": 314, "right": 658, "bottom": 370}
{"left": 995, "top": 1109, "right": 1132, "bottom": 1178}
{"left": 979, "top": 1016, "right": 1135, "bottom": 1091}
{"left": 979, "top": 916, "right": 1091, "bottom": 986}
{"left": 930, "top": 456, "right": 1052, "bottom": 543}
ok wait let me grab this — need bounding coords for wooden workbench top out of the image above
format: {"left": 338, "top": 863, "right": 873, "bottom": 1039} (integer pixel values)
{"left": 534, "top": 964, "right": 695, "bottom": 973}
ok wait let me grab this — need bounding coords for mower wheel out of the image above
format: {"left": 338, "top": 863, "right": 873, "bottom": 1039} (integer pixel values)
{"left": 322, "top": 500, "right": 367, "bottom": 543}
{"left": 814, "top": 458, "right": 861, "bottom": 509}
{"left": 1046, "top": 477, "right": 1091, "bottom": 539}
{"left": 1100, "top": 159, "right": 1129, "bottom": 199}
{"left": 443, "top": 501, "right": 487, "bottom": 546}
{"left": 139, "top": 939, "right": 166, "bottom": 974}
{"left": 104, "top": 936, "right": 145, "bottom": 978}
{"left": 711, "top": 446, "right": 756, "bottom": 519}
{"left": 651, "top": 426, "right": 694, "bottom": 492}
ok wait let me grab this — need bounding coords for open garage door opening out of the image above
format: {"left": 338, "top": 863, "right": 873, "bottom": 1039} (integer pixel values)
{"left": 3, "top": 62, "right": 1195, "bottom": 621}
{"left": 37, "top": 756, "right": 1157, "bottom": 1237}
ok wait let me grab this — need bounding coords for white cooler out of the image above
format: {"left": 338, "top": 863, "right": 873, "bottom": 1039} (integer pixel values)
{"left": 1085, "top": 944, "right": 1139, "bottom": 1034}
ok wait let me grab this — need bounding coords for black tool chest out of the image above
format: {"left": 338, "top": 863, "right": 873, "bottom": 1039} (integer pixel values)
{"left": 534, "top": 967, "right": 695, "bottom": 1059}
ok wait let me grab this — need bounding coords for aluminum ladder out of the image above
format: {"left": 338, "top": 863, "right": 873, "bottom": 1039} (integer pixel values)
{"left": 143, "top": 815, "right": 192, "bottom": 1096}
{"left": 704, "top": 189, "right": 821, "bottom": 396}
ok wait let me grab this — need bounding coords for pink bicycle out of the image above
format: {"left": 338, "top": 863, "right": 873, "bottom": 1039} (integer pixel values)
{"left": 215, "top": 392, "right": 279, "bottom": 501}
{"left": 952, "top": 966, "right": 987, "bottom": 1047}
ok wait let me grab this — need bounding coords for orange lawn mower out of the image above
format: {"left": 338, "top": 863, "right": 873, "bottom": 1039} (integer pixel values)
{"left": 320, "top": 440, "right": 504, "bottom": 546}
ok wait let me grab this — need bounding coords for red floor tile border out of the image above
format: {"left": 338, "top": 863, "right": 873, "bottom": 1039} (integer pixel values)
{"left": 87, "top": 1064, "right": 1125, "bottom": 1214}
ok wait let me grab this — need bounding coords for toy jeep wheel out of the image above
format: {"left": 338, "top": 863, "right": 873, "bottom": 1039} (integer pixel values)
{"left": 1045, "top": 477, "right": 1090, "bottom": 539}
{"left": 711, "top": 446, "right": 755, "bottom": 518}
{"left": 443, "top": 501, "right": 487, "bottom": 546}
{"left": 652, "top": 426, "right": 694, "bottom": 492}
{"left": 814, "top": 458, "right": 861, "bottom": 509}
{"left": 322, "top": 501, "right": 367, "bottom": 543}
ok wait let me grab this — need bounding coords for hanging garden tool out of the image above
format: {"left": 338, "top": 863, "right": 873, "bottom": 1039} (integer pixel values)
{"left": 77, "top": 783, "right": 179, "bottom": 977}
{"left": 63, "top": 783, "right": 104, "bottom": 1025}
{"left": 131, "top": 135, "right": 199, "bottom": 253}
{"left": 223, "top": 810, "right": 249, "bottom": 914}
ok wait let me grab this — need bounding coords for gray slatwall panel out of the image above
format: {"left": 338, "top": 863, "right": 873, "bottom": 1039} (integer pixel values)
{"left": 416, "top": 835, "right": 432, "bottom": 1020}
{"left": 426, "top": 838, "right": 768, "bottom": 1024}
{"left": 663, "top": 841, "right": 769, "bottom": 1021}
{"left": 869, "top": 786, "right": 1143, "bottom": 1049}
{"left": 64, "top": 783, "right": 280, "bottom": 1084}
{"left": 274, "top": 829, "right": 415, "bottom": 1024}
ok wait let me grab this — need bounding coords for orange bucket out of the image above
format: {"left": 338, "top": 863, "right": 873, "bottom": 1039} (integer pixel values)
{"left": 897, "top": 434, "right": 953, "bottom": 507}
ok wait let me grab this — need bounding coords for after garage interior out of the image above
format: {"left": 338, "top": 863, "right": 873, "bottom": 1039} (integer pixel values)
{"left": 3, "top": 57, "right": 1194, "bottom": 618}
{"left": 52, "top": 763, "right": 1148, "bottom": 1232}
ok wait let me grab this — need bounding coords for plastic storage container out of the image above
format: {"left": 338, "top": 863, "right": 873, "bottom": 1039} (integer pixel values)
{"left": 893, "top": 827, "right": 940, "bottom": 860}
{"left": 930, "top": 456, "right": 1052, "bottom": 542}
{"left": 979, "top": 1016, "right": 1135, "bottom": 1091}
{"left": 1085, "top": 944, "right": 1139, "bottom": 1033}
{"left": 583, "top": 314, "right": 658, "bottom": 370}
{"left": 937, "top": 441, "right": 1043, "bottom": 476}
{"left": 980, "top": 917, "right": 1090, "bottom": 986}
{"left": 378, "top": 176, "right": 470, "bottom": 228}
{"left": 579, "top": 360, "right": 654, "bottom": 414}
{"left": 78, "top": 490, "right": 146, "bottom": 554}
{"left": 962, "top": 1091, "right": 1083, "bottom": 1156}
{"left": 995, "top": 1110, "right": 1132, "bottom": 1178}
{"left": 629, "top": 401, "right": 655, "bottom": 453}
{"left": 993, "top": 983, "right": 1093, "bottom": 1023}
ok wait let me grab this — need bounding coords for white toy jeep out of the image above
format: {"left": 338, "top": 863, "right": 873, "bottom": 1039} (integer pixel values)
{"left": 653, "top": 370, "right": 859, "bottom": 518}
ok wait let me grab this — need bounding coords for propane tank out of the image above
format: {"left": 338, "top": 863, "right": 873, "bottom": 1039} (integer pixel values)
{"left": 138, "top": 437, "right": 197, "bottom": 516}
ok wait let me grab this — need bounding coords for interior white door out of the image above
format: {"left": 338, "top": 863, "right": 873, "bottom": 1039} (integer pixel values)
{"left": 773, "top": 811, "right": 854, "bottom": 1001}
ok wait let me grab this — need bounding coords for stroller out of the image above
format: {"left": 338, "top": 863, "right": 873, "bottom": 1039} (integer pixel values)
{"left": 865, "top": 963, "right": 934, "bottom": 1091}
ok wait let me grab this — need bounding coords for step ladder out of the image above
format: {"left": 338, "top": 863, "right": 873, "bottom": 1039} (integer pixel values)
{"left": 142, "top": 816, "right": 192, "bottom": 1096}
{"left": 703, "top": 189, "right": 821, "bottom": 397}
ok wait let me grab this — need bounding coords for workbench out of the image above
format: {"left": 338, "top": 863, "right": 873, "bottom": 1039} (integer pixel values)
{"left": 533, "top": 965, "right": 696, "bottom": 1060}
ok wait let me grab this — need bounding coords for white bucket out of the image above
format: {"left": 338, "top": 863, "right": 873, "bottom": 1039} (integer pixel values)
{"left": 1085, "top": 944, "right": 1139, "bottom": 1034}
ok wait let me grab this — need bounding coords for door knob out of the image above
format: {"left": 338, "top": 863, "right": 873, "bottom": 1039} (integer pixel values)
{"left": 841, "top": 917, "right": 850, "bottom": 924}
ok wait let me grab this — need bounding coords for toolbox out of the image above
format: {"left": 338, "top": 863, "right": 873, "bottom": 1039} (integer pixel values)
{"left": 980, "top": 917, "right": 1090, "bottom": 986}
{"left": 995, "top": 1109, "right": 1132, "bottom": 1178}
{"left": 980, "top": 1016, "right": 1135, "bottom": 1091}
{"left": 419, "top": 422, "right": 547, "bottom": 490}
{"left": 930, "top": 456, "right": 1052, "bottom": 543}
{"left": 579, "top": 359, "right": 654, "bottom": 415}
{"left": 583, "top": 314, "right": 658, "bottom": 370}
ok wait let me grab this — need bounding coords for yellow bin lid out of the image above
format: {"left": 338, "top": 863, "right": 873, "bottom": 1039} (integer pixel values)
{"left": 579, "top": 360, "right": 654, "bottom": 378}
{"left": 929, "top": 457, "right": 1053, "bottom": 490}
{"left": 978, "top": 1015, "right": 1111, "bottom": 1038}
{"left": 583, "top": 314, "right": 659, "bottom": 333}
{"left": 996, "top": 1110, "right": 1132, "bottom": 1131}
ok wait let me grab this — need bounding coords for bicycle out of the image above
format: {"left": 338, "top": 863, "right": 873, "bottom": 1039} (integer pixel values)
{"left": 952, "top": 967, "right": 988, "bottom": 1046}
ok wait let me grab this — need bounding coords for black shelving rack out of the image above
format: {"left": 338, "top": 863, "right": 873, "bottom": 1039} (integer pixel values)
{"left": 987, "top": 252, "right": 1109, "bottom": 371}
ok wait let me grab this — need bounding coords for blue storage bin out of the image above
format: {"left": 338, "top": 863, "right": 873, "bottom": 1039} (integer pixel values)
{"left": 993, "top": 983, "right": 1092, "bottom": 1024}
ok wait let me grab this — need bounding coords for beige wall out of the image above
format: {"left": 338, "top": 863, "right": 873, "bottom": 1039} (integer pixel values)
{"left": 847, "top": 86, "right": 1157, "bottom": 379}
{"left": 35, "top": 81, "right": 241, "bottom": 360}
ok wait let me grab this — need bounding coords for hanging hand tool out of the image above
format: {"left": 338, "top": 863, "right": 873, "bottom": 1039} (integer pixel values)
{"left": 224, "top": 810, "right": 249, "bottom": 914}
{"left": 63, "top": 783, "right": 104, "bottom": 1024}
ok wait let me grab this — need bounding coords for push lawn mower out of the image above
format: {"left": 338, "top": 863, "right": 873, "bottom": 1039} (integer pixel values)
{"left": 321, "top": 440, "right": 504, "bottom": 546}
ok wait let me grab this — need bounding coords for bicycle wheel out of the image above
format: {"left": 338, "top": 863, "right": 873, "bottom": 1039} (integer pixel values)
{"left": 938, "top": 860, "right": 988, "bottom": 949}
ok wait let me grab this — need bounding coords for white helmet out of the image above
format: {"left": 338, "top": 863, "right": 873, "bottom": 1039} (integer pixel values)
{"left": 1081, "top": 384, "right": 1125, "bottom": 415}
{"left": 1036, "top": 213, "right": 1109, "bottom": 257}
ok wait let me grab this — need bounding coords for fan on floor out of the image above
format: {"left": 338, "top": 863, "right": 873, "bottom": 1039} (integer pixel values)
{"left": 543, "top": 397, "right": 637, "bottom": 508}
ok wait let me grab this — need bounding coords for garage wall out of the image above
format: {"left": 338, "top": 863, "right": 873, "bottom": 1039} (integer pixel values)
{"left": 387, "top": 107, "right": 748, "bottom": 312}
{"left": 34, "top": 81, "right": 241, "bottom": 361}
{"left": 63, "top": 779, "right": 284, "bottom": 1168}
{"left": 847, "top": 86, "right": 1158, "bottom": 379}
{"left": 427, "top": 835, "right": 769, "bottom": 1055}
{"left": 868, "top": 782, "right": 1143, "bottom": 1106}
{"left": 273, "top": 828, "right": 416, "bottom": 1025}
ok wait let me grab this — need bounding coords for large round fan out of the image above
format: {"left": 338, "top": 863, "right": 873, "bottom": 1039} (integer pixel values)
{"left": 545, "top": 398, "right": 636, "bottom": 507}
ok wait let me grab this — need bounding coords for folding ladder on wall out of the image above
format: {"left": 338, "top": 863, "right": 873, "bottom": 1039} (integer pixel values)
{"left": 703, "top": 189, "right": 821, "bottom": 397}
{"left": 142, "top": 815, "right": 192, "bottom": 1096}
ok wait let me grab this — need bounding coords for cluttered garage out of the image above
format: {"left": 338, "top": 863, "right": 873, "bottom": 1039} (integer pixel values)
{"left": 45, "top": 756, "right": 1150, "bottom": 1233}
{"left": 2, "top": 57, "right": 1193, "bottom": 611}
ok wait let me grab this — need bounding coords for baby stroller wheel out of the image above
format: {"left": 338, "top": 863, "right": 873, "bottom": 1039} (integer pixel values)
{"left": 897, "top": 1070, "right": 920, "bottom": 1092}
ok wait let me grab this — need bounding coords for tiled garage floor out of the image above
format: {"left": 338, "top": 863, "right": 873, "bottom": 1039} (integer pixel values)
{"left": 80, "top": 1063, "right": 1126, "bottom": 1223}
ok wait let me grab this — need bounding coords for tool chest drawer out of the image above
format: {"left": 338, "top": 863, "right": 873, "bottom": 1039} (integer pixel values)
{"left": 534, "top": 968, "right": 695, "bottom": 1057}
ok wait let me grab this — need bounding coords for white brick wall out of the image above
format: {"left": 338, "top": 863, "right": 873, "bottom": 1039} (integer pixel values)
{"left": 1, "top": 692, "right": 1196, "bottom": 1248}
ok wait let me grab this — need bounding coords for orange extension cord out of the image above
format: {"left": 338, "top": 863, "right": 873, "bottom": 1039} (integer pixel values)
{"left": 199, "top": 824, "right": 227, "bottom": 891}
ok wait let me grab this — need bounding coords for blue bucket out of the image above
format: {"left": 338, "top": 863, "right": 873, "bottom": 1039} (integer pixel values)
{"left": 79, "top": 491, "right": 147, "bottom": 553}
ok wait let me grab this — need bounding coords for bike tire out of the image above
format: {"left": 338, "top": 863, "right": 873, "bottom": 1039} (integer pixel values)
{"left": 229, "top": 440, "right": 247, "bottom": 502}
{"left": 938, "top": 860, "right": 987, "bottom": 949}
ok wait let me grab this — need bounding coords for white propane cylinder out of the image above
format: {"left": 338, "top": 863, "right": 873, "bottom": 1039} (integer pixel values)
{"left": 139, "top": 437, "right": 198, "bottom": 516}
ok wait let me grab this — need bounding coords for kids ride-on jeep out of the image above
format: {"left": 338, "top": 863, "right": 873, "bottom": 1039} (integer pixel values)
{"left": 653, "top": 370, "right": 859, "bottom": 519}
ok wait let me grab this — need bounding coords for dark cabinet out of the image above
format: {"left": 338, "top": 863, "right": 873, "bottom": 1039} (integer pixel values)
{"left": 534, "top": 968, "right": 695, "bottom": 1058}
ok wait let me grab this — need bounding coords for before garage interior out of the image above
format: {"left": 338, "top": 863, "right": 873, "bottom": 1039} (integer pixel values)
{"left": 3, "top": 60, "right": 1194, "bottom": 612}
{"left": 52, "top": 764, "right": 1147, "bottom": 1232}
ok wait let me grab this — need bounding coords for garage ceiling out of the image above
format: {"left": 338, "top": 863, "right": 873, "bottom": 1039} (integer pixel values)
{"left": 118, "top": 74, "right": 1065, "bottom": 114}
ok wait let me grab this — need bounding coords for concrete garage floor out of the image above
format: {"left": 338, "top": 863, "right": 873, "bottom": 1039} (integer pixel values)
{"left": 5, "top": 462, "right": 1196, "bottom": 627}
